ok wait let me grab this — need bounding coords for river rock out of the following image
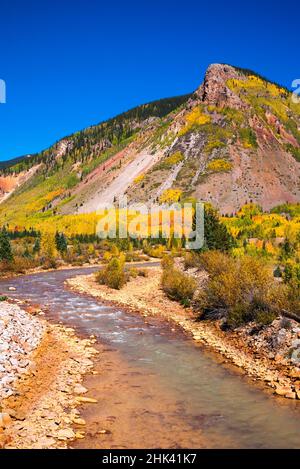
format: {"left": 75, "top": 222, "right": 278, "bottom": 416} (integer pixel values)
{"left": 73, "top": 418, "right": 86, "bottom": 425}
{"left": 289, "top": 368, "right": 300, "bottom": 379}
{"left": 73, "top": 384, "right": 88, "bottom": 395}
{"left": 285, "top": 391, "right": 296, "bottom": 399}
{"left": 57, "top": 428, "right": 75, "bottom": 440}
{"left": 274, "top": 385, "right": 292, "bottom": 397}
{"left": 0, "top": 413, "right": 12, "bottom": 428}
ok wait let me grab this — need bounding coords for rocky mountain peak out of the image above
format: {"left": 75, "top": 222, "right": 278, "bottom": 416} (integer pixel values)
{"left": 196, "top": 63, "right": 247, "bottom": 109}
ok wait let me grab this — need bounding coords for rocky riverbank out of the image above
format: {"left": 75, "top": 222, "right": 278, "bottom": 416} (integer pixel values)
{"left": 0, "top": 300, "right": 99, "bottom": 449}
{"left": 67, "top": 267, "right": 300, "bottom": 401}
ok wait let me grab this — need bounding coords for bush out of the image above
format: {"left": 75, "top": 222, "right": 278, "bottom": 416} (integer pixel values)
{"left": 42, "top": 259, "right": 58, "bottom": 270}
{"left": 0, "top": 256, "right": 39, "bottom": 275}
{"left": 97, "top": 256, "right": 126, "bottom": 290}
{"left": 197, "top": 250, "right": 235, "bottom": 278}
{"left": 161, "top": 254, "right": 174, "bottom": 270}
{"left": 195, "top": 251, "right": 282, "bottom": 327}
{"left": 128, "top": 267, "right": 138, "bottom": 278}
{"left": 143, "top": 244, "right": 165, "bottom": 258}
{"left": 280, "top": 279, "right": 300, "bottom": 319}
{"left": 161, "top": 256, "right": 196, "bottom": 306}
{"left": 125, "top": 251, "right": 147, "bottom": 262}
{"left": 137, "top": 268, "right": 148, "bottom": 277}
{"left": 184, "top": 251, "right": 200, "bottom": 269}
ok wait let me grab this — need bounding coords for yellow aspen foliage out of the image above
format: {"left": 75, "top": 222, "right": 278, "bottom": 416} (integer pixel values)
{"left": 40, "top": 232, "right": 57, "bottom": 258}
{"left": 157, "top": 152, "right": 185, "bottom": 170}
{"left": 159, "top": 189, "right": 182, "bottom": 204}
{"left": 206, "top": 159, "right": 232, "bottom": 172}
{"left": 179, "top": 107, "right": 211, "bottom": 136}
{"left": 133, "top": 174, "right": 145, "bottom": 185}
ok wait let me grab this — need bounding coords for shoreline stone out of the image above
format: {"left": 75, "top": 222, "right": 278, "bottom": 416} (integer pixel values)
{"left": 0, "top": 300, "right": 98, "bottom": 449}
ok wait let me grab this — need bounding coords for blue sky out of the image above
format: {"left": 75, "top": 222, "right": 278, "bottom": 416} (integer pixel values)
{"left": 0, "top": 0, "right": 298, "bottom": 161}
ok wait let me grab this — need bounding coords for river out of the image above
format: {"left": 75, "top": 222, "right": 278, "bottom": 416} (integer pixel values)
{"left": 1, "top": 267, "right": 300, "bottom": 448}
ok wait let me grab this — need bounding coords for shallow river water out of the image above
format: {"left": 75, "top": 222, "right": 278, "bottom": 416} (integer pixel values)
{"left": 1, "top": 267, "right": 300, "bottom": 448}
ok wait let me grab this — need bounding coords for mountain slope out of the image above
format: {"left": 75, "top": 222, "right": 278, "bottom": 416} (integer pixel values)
{"left": 0, "top": 64, "right": 299, "bottom": 231}
{"left": 126, "top": 64, "right": 300, "bottom": 212}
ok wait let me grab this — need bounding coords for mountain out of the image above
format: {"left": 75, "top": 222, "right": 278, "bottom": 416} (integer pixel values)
{"left": 0, "top": 64, "right": 299, "bottom": 231}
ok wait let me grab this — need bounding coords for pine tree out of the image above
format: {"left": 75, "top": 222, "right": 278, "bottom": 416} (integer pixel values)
{"left": 273, "top": 266, "right": 282, "bottom": 278}
{"left": 193, "top": 205, "right": 234, "bottom": 252}
{"left": 55, "top": 232, "right": 68, "bottom": 254}
{"left": 33, "top": 237, "right": 41, "bottom": 254}
{"left": 23, "top": 244, "right": 31, "bottom": 259}
{"left": 55, "top": 232, "right": 60, "bottom": 252}
{"left": 0, "top": 228, "right": 13, "bottom": 262}
{"left": 59, "top": 233, "right": 68, "bottom": 254}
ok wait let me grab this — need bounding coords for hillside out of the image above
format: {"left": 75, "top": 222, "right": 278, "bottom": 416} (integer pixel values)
{"left": 0, "top": 63, "right": 299, "bottom": 232}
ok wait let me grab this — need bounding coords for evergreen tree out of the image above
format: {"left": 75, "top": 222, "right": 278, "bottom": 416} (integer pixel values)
{"left": 193, "top": 205, "right": 234, "bottom": 252}
{"left": 0, "top": 227, "right": 13, "bottom": 262}
{"left": 273, "top": 266, "right": 282, "bottom": 278}
{"left": 59, "top": 232, "right": 68, "bottom": 254}
{"left": 33, "top": 237, "right": 41, "bottom": 254}
{"left": 55, "top": 232, "right": 61, "bottom": 252}
{"left": 55, "top": 232, "right": 68, "bottom": 254}
{"left": 23, "top": 244, "right": 31, "bottom": 259}
{"left": 280, "top": 239, "right": 294, "bottom": 259}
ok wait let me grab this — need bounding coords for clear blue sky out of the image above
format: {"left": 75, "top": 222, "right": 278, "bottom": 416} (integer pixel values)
{"left": 0, "top": 0, "right": 298, "bottom": 161}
